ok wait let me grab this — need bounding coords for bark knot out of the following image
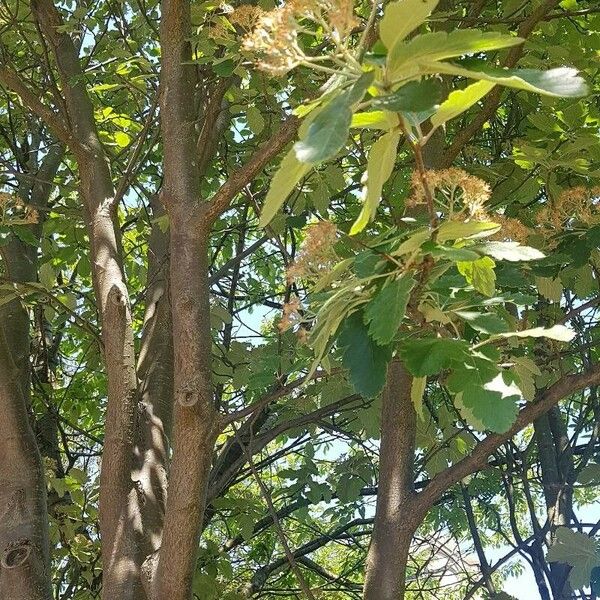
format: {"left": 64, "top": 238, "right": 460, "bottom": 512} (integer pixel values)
{"left": 1, "top": 538, "right": 32, "bottom": 569}
{"left": 108, "top": 284, "right": 128, "bottom": 308}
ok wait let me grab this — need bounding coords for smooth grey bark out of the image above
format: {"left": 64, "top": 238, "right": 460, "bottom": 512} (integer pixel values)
{"left": 30, "top": 1, "right": 143, "bottom": 596}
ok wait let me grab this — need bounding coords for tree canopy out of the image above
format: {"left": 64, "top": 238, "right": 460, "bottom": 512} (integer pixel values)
{"left": 0, "top": 0, "right": 599, "bottom": 599}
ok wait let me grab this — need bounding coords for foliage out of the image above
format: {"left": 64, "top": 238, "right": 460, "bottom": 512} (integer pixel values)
{"left": 0, "top": 0, "right": 599, "bottom": 598}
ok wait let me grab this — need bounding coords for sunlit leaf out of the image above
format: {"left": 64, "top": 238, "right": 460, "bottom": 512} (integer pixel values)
{"left": 351, "top": 111, "right": 398, "bottom": 129}
{"left": 351, "top": 129, "right": 401, "bottom": 234}
{"left": 389, "top": 30, "right": 523, "bottom": 78}
{"left": 380, "top": 0, "right": 440, "bottom": 53}
{"left": 477, "top": 241, "right": 545, "bottom": 261}
{"left": 259, "top": 148, "right": 310, "bottom": 227}
{"left": 431, "top": 80, "right": 495, "bottom": 129}
{"left": 457, "top": 256, "right": 496, "bottom": 297}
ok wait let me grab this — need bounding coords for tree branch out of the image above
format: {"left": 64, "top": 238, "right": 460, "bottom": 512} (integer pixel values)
{"left": 420, "top": 364, "right": 600, "bottom": 509}
{"left": 0, "top": 67, "right": 73, "bottom": 148}
{"left": 441, "top": 0, "right": 562, "bottom": 167}
{"left": 204, "top": 115, "right": 299, "bottom": 226}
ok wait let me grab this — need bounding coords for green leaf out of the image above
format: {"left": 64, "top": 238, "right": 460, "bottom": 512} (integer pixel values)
{"left": 389, "top": 30, "right": 523, "bottom": 78}
{"left": 428, "top": 61, "right": 589, "bottom": 98}
{"left": 512, "top": 356, "right": 541, "bottom": 401}
{"left": 437, "top": 220, "right": 500, "bottom": 242}
{"left": 338, "top": 311, "right": 392, "bottom": 398}
{"left": 354, "top": 251, "right": 386, "bottom": 278}
{"left": 429, "top": 245, "right": 481, "bottom": 262}
{"left": 477, "top": 241, "right": 545, "bottom": 261}
{"left": 372, "top": 79, "right": 443, "bottom": 113}
{"left": 350, "top": 129, "right": 401, "bottom": 234}
{"left": 259, "top": 147, "right": 311, "bottom": 227}
{"left": 392, "top": 229, "right": 430, "bottom": 256}
{"left": 546, "top": 528, "right": 600, "bottom": 590}
{"left": 536, "top": 276, "right": 563, "bottom": 302}
{"left": 114, "top": 131, "right": 131, "bottom": 147}
{"left": 400, "top": 338, "right": 468, "bottom": 377}
{"left": 295, "top": 73, "right": 374, "bottom": 164}
{"left": 456, "top": 384, "right": 519, "bottom": 433}
{"left": 380, "top": 0, "right": 439, "bottom": 52}
{"left": 313, "top": 258, "right": 353, "bottom": 292}
{"left": 457, "top": 256, "right": 496, "bottom": 297}
{"left": 431, "top": 80, "right": 495, "bottom": 129}
{"left": 577, "top": 463, "right": 600, "bottom": 486}
{"left": 411, "top": 376, "right": 427, "bottom": 419}
{"left": 446, "top": 351, "right": 500, "bottom": 393}
{"left": 39, "top": 262, "right": 56, "bottom": 289}
{"left": 454, "top": 310, "right": 509, "bottom": 334}
{"left": 351, "top": 111, "right": 398, "bottom": 130}
{"left": 246, "top": 106, "right": 265, "bottom": 135}
{"left": 364, "top": 275, "right": 416, "bottom": 345}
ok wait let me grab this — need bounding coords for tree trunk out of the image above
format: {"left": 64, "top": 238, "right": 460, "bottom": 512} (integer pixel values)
{"left": 534, "top": 406, "right": 574, "bottom": 599}
{"left": 152, "top": 0, "right": 221, "bottom": 596}
{"left": 363, "top": 361, "right": 419, "bottom": 600}
{"left": 0, "top": 142, "right": 62, "bottom": 600}
{"left": 0, "top": 323, "right": 52, "bottom": 600}
{"left": 30, "top": 2, "right": 145, "bottom": 596}
{"left": 136, "top": 196, "right": 174, "bottom": 593}
{"left": 153, "top": 220, "right": 219, "bottom": 599}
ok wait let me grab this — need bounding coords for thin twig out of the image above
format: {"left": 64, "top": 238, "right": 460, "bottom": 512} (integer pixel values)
{"left": 234, "top": 422, "right": 316, "bottom": 600}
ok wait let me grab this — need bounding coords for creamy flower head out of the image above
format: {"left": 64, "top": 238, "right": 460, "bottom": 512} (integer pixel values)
{"left": 242, "top": 0, "right": 358, "bottom": 75}
{"left": 287, "top": 220, "right": 338, "bottom": 282}
{"left": 536, "top": 186, "right": 600, "bottom": 229}
{"left": 0, "top": 192, "right": 39, "bottom": 225}
{"left": 408, "top": 168, "right": 491, "bottom": 220}
{"left": 243, "top": 6, "right": 304, "bottom": 75}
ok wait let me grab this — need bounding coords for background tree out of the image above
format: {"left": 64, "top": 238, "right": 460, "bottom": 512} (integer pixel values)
{"left": 0, "top": 0, "right": 599, "bottom": 599}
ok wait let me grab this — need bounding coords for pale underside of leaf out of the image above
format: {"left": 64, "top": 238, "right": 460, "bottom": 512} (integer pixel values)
{"left": 259, "top": 147, "right": 311, "bottom": 227}
{"left": 423, "top": 61, "right": 589, "bottom": 98}
{"left": 350, "top": 129, "right": 401, "bottom": 234}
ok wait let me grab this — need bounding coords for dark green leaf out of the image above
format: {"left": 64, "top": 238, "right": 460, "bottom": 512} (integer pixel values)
{"left": 295, "top": 73, "right": 374, "bottom": 164}
{"left": 371, "top": 79, "right": 442, "bottom": 113}
{"left": 364, "top": 275, "right": 416, "bottom": 345}
{"left": 457, "top": 384, "right": 519, "bottom": 433}
{"left": 400, "top": 338, "right": 469, "bottom": 377}
{"left": 453, "top": 311, "right": 510, "bottom": 334}
{"left": 338, "top": 311, "right": 392, "bottom": 398}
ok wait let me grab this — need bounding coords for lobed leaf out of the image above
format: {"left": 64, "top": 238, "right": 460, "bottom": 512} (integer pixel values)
{"left": 364, "top": 274, "right": 416, "bottom": 345}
